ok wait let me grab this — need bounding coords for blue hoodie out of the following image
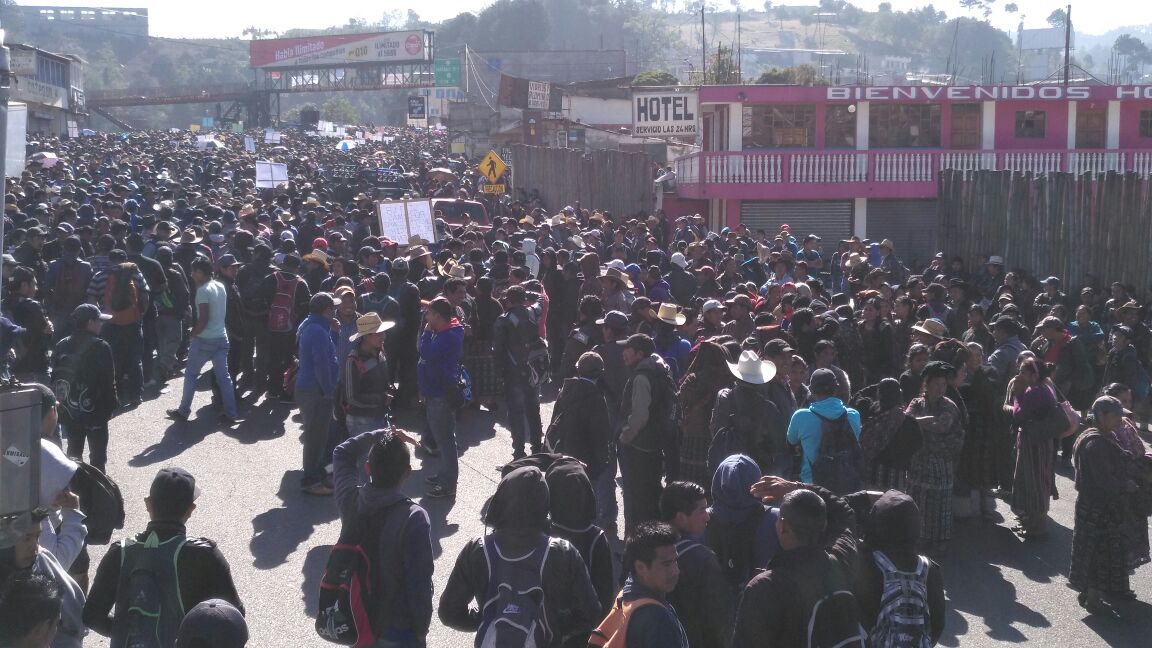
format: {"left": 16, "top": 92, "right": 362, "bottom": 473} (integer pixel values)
{"left": 417, "top": 320, "right": 464, "bottom": 398}
{"left": 786, "top": 397, "right": 862, "bottom": 483}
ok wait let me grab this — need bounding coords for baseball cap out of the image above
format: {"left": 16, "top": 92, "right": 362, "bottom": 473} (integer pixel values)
{"left": 310, "top": 292, "right": 341, "bottom": 312}
{"left": 70, "top": 303, "right": 112, "bottom": 326}
{"left": 217, "top": 254, "right": 239, "bottom": 269}
{"left": 702, "top": 299, "right": 724, "bottom": 314}
{"left": 576, "top": 351, "right": 605, "bottom": 378}
{"left": 762, "top": 338, "right": 794, "bottom": 358}
{"left": 175, "top": 599, "right": 248, "bottom": 648}
{"left": 810, "top": 368, "right": 839, "bottom": 394}
{"left": 595, "top": 310, "right": 629, "bottom": 330}
{"left": 149, "top": 467, "right": 201, "bottom": 517}
{"left": 109, "top": 249, "right": 128, "bottom": 262}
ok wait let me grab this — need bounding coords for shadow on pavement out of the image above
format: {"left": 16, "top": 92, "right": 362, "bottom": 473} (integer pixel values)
{"left": 300, "top": 544, "right": 331, "bottom": 619}
{"left": 1083, "top": 598, "right": 1152, "bottom": 644}
{"left": 127, "top": 407, "right": 216, "bottom": 467}
{"left": 250, "top": 470, "right": 338, "bottom": 569}
{"left": 940, "top": 520, "right": 1055, "bottom": 645}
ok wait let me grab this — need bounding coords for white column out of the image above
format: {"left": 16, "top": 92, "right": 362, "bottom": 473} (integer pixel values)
{"left": 854, "top": 197, "right": 867, "bottom": 238}
{"left": 1067, "top": 101, "right": 1078, "bottom": 149}
{"left": 1106, "top": 101, "right": 1121, "bottom": 149}
{"left": 728, "top": 103, "right": 743, "bottom": 152}
{"left": 981, "top": 101, "right": 996, "bottom": 150}
{"left": 855, "top": 102, "right": 869, "bottom": 150}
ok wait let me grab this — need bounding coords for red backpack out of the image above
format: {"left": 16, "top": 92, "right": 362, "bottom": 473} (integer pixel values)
{"left": 103, "top": 264, "right": 141, "bottom": 326}
{"left": 267, "top": 272, "right": 301, "bottom": 333}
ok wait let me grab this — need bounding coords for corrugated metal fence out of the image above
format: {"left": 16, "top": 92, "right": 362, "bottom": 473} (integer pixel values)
{"left": 939, "top": 170, "right": 1152, "bottom": 289}
{"left": 510, "top": 145, "right": 654, "bottom": 218}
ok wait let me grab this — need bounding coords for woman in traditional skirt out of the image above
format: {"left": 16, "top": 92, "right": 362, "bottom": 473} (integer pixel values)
{"left": 676, "top": 340, "right": 734, "bottom": 491}
{"left": 1101, "top": 382, "right": 1152, "bottom": 570}
{"left": 957, "top": 342, "right": 1001, "bottom": 519}
{"left": 858, "top": 378, "right": 922, "bottom": 492}
{"left": 906, "top": 361, "right": 966, "bottom": 551}
{"left": 1007, "top": 356, "right": 1058, "bottom": 540}
{"left": 1070, "top": 396, "right": 1143, "bottom": 615}
{"left": 464, "top": 276, "right": 504, "bottom": 407}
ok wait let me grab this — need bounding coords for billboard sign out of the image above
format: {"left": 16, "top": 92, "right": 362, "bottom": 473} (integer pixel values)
{"left": 631, "top": 89, "right": 698, "bottom": 138}
{"left": 249, "top": 31, "right": 432, "bottom": 68}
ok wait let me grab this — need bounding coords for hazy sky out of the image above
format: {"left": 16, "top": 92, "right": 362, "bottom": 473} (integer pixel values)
{"left": 20, "top": 1, "right": 1141, "bottom": 40}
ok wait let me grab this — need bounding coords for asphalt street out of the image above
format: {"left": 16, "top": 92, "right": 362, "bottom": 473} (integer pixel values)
{"left": 79, "top": 375, "right": 1152, "bottom": 648}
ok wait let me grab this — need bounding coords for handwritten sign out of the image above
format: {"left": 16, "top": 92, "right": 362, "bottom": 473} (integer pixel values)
{"left": 376, "top": 199, "right": 437, "bottom": 245}
{"left": 255, "top": 161, "right": 289, "bottom": 189}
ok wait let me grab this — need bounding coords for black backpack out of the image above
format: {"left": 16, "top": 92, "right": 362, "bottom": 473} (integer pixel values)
{"left": 795, "top": 553, "right": 867, "bottom": 648}
{"left": 506, "top": 308, "right": 550, "bottom": 387}
{"left": 316, "top": 498, "right": 412, "bottom": 647}
{"left": 809, "top": 411, "right": 864, "bottom": 495}
{"left": 111, "top": 532, "right": 187, "bottom": 648}
{"left": 52, "top": 336, "right": 94, "bottom": 423}
{"left": 70, "top": 462, "right": 126, "bottom": 545}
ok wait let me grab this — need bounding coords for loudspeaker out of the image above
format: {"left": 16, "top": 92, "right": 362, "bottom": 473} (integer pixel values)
{"left": 300, "top": 109, "right": 320, "bottom": 128}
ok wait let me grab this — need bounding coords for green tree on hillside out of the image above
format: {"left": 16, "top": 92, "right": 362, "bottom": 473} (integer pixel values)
{"left": 633, "top": 70, "right": 679, "bottom": 86}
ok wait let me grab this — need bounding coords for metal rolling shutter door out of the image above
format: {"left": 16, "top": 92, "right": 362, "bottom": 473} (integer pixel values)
{"left": 739, "top": 201, "right": 854, "bottom": 250}
{"left": 866, "top": 200, "right": 939, "bottom": 273}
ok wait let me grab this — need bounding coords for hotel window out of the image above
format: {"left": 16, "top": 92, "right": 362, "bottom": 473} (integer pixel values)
{"left": 1015, "top": 110, "right": 1046, "bottom": 138}
{"left": 1076, "top": 108, "right": 1106, "bottom": 148}
{"left": 869, "top": 104, "right": 941, "bottom": 148}
{"left": 1141, "top": 111, "right": 1152, "bottom": 138}
{"left": 742, "top": 104, "right": 816, "bottom": 148}
{"left": 950, "top": 104, "right": 981, "bottom": 149}
{"left": 824, "top": 105, "right": 857, "bottom": 148}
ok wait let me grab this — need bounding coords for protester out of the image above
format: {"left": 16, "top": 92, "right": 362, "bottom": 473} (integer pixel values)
{"left": 166, "top": 256, "right": 241, "bottom": 426}
{"left": 418, "top": 297, "right": 465, "bottom": 498}
{"left": 84, "top": 467, "right": 244, "bottom": 646}
{"left": 618, "top": 333, "right": 677, "bottom": 532}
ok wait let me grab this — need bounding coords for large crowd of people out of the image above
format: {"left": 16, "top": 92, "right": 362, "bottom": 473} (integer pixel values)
{"left": 1, "top": 124, "right": 1150, "bottom": 648}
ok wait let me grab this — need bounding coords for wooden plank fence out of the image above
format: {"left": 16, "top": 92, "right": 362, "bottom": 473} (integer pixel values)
{"left": 939, "top": 170, "right": 1152, "bottom": 291}
{"left": 509, "top": 145, "right": 654, "bottom": 219}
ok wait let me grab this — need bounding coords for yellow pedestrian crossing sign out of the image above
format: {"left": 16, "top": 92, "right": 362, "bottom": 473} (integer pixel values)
{"left": 479, "top": 150, "right": 507, "bottom": 183}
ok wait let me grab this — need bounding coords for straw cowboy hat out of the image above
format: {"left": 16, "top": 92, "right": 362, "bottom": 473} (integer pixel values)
{"left": 880, "top": 238, "right": 895, "bottom": 251}
{"left": 655, "top": 302, "right": 686, "bottom": 326}
{"left": 304, "top": 196, "right": 321, "bottom": 207}
{"left": 1116, "top": 300, "right": 1141, "bottom": 316}
{"left": 599, "top": 266, "right": 634, "bottom": 290}
{"left": 449, "top": 263, "right": 472, "bottom": 280}
{"left": 728, "top": 349, "right": 777, "bottom": 385}
{"left": 911, "top": 318, "right": 948, "bottom": 339}
{"left": 407, "top": 245, "right": 432, "bottom": 261}
{"left": 348, "top": 312, "right": 396, "bottom": 342}
{"left": 844, "top": 252, "right": 867, "bottom": 270}
{"left": 303, "top": 248, "right": 330, "bottom": 268}
{"left": 178, "top": 228, "right": 203, "bottom": 245}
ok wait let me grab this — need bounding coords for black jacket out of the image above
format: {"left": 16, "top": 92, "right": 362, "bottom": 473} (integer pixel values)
{"left": 667, "top": 538, "right": 731, "bottom": 648}
{"left": 83, "top": 521, "right": 244, "bottom": 637}
{"left": 730, "top": 486, "right": 865, "bottom": 648}
{"left": 547, "top": 377, "right": 612, "bottom": 479}
{"left": 438, "top": 467, "right": 601, "bottom": 646}
{"left": 52, "top": 331, "right": 118, "bottom": 424}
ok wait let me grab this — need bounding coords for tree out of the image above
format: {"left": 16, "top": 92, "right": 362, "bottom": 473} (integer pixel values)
{"left": 322, "top": 95, "right": 361, "bottom": 125}
{"left": 1004, "top": 3, "right": 1018, "bottom": 12}
{"left": 753, "top": 64, "right": 821, "bottom": 85}
{"left": 959, "top": 0, "right": 995, "bottom": 18}
{"left": 706, "top": 44, "right": 741, "bottom": 84}
{"left": 633, "top": 70, "right": 679, "bottom": 86}
{"left": 1046, "top": 8, "right": 1068, "bottom": 28}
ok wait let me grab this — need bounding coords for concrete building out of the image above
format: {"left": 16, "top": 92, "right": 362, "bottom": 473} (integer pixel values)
{"left": 9, "top": 44, "right": 87, "bottom": 136}
{"left": 17, "top": 6, "right": 149, "bottom": 38}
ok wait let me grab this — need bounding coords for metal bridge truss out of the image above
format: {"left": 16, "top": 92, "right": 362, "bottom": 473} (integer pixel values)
{"left": 87, "top": 60, "right": 436, "bottom": 128}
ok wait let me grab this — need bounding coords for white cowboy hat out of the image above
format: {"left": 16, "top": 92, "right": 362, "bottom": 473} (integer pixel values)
{"left": 349, "top": 312, "right": 396, "bottom": 342}
{"left": 728, "top": 350, "right": 776, "bottom": 385}
{"left": 655, "top": 302, "right": 686, "bottom": 326}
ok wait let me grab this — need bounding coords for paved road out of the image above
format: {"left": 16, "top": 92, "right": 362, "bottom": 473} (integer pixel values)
{"left": 80, "top": 376, "right": 1151, "bottom": 647}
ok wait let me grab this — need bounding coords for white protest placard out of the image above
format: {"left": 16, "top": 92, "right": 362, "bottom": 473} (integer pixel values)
{"left": 376, "top": 199, "right": 437, "bottom": 245}
{"left": 255, "top": 161, "right": 289, "bottom": 189}
{"left": 264, "top": 129, "right": 281, "bottom": 144}
{"left": 405, "top": 199, "right": 436, "bottom": 245}
{"left": 244, "top": 136, "right": 256, "bottom": 153}
{"left": 377, "top": 201, "right": 409, "bottom": 243}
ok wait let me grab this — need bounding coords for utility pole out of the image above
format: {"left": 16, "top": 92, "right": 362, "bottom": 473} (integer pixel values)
{"left": 1062, "top": 4, "right": 1072, "bottom": 86}
{"left": 737, "top": 9, "right": 742, "bottom": 82}
{"left": 701, "top": 4, "right": 707, "bottom": 84}
{"left": 0, "top": 19, "right": 10, "bottom": 286}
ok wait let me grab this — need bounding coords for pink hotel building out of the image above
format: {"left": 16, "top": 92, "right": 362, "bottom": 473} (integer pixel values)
{"left": 670, "top": 84, "right": 1152, "bottom": 266}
